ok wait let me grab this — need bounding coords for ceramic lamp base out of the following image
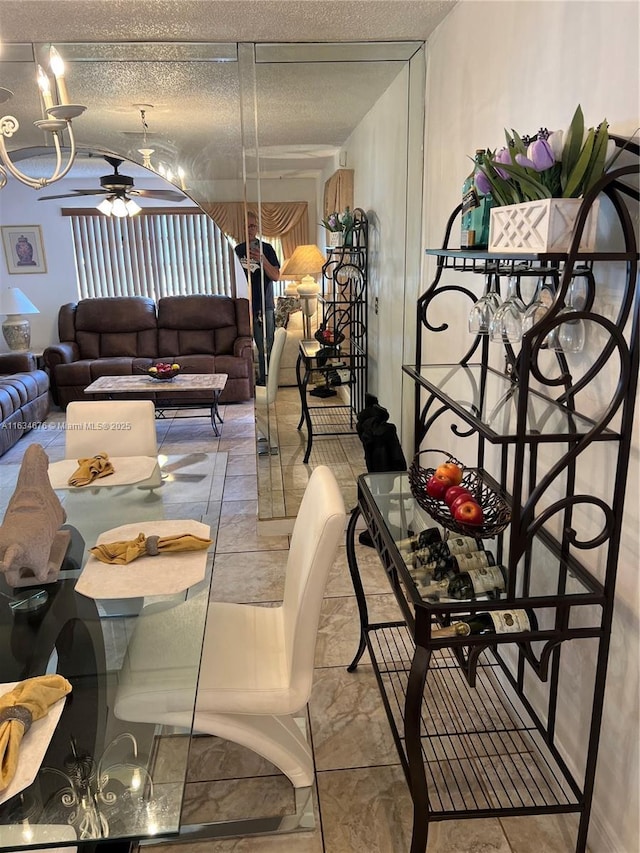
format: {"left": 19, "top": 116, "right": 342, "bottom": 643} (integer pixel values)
{"left": 2, "top": 317, "right": 31, "bottom": 351}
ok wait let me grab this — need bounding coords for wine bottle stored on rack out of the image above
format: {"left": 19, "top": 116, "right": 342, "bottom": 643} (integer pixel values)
{"left": 411, "top": 550, "right": 494, "bottom": 580}
{"left": 396, "top": 528, "right": 442, "bottom": 552}
{"left": 412, "top": 536, "right": 485, "bottom": 565}
{"left": 416, "top": 563, "right": 507, "bottom": 600}
{"left": 433, "top": 609, "right": 538, "bottom": 638}
{"left": 412, "top": 549, "right": 495, "bottom": 578}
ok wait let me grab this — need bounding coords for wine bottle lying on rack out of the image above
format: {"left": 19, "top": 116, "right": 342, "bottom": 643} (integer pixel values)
{"left": 396, "top": 528, "right": 442, "bottom": 552}
{"left": 410, "top": 536, "right": 485, "bottom": 565}
{"left": 412, "top": 548, "right": 494, "bottom": 575}
{"left": 432, "top": 609, "right": 538, "bottom": 637}
{"left": 416, "top": 563, "right": 507, "bottom": 600}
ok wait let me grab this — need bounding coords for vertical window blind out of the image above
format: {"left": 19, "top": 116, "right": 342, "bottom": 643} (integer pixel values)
{"left": 68, "top": 211, "right": 237, "bottom": 301}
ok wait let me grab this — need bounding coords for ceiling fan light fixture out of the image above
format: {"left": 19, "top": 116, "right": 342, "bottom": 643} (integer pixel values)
{"left": 125, "top": 198, "right": 142, "bottom": 216}
{"left": 111, "top": 197, "right": 129, "bottom": 218}
{"left": 97, "top": 197, "right": 114, "bottom": 216}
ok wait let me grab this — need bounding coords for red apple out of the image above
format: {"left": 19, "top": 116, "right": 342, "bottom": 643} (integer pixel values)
{"left": 449, "top": 493, "right": 479, "bottom": 516}
{"left": 452, "top": 499, "right": 484, "bottom": 525}
{"left": 444, "top": 485, "right": 473, "bottom": 508}
{"left": 436, "top": 461, "right": 463, "bottom": 487}
{"left": 426, "top": 472, "right": 454, "bottom": 500}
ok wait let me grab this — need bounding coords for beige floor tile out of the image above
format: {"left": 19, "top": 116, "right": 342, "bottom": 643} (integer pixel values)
{"left": 315, "top": 593, "right": 404, "bottom": 668}
{"left": 210, "top": 550, "right": 287, "bottom": 602}
{"left": 181, "top": 775, "right": 295, "bottom": 824}
{"left": 317, "top": 765, "right": 413, "bottom": 853}
{"left": 223, "top": 473, "right": 259, "bottom": 501}
{"left": 500, "top": 813, "right": 582, "bottom": 853}
{"left": 309, "top": 665, "right": 400, "bottom": 771}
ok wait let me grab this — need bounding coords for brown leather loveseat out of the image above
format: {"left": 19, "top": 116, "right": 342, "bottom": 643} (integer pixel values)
{"left": 43, "top": 295, "right": 254, "bottom": 408}
{"left": 0, "top": 352, "right": 50, "bottom": 457}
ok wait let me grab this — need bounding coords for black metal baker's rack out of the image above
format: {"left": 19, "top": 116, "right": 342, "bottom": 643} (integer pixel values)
{"left": 347, "top": 137, "right": 639, "bottom": 852}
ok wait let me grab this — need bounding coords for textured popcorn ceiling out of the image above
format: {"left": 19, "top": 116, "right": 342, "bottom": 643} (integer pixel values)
{"left": 0, "top": 1, "right": 456, "bottom": 191}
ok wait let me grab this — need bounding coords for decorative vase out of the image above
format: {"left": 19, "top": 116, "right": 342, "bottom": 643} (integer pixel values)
{"left": 327, "top": 231, "right": 343, "bottom": 248}
{"left": 488, "top": 198, "right": 599, "bottom": 254}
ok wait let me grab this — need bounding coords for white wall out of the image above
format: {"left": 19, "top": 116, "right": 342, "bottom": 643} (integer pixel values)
{"left": 340, "top": 62, "right": 413, "bottom": 420}
{"left": 422, "top": 3, "right": 639, "bottom": 851}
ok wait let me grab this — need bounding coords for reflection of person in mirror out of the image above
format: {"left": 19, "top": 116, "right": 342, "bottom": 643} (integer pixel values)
{"left": 15, "top": 235, "right": 36, "bottom": 266}
{"left": 235, "top": 212, "right": 280, "bottom": 385}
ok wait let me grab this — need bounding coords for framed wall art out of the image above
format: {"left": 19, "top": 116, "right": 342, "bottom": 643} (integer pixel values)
{"left": 2, "top": 226, "right": 47, "bottom": 274}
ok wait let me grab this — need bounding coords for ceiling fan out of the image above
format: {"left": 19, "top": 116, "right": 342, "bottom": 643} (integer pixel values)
{"left": 37, "top": 156, "right": 187, "bottom": 202}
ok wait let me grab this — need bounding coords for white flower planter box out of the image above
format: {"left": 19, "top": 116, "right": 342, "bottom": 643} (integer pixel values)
{"left": 326, "top": 231, "right": 343, "bottom": 248}
{"left": 488, "top": 198, "right": 599, "bottom": 254}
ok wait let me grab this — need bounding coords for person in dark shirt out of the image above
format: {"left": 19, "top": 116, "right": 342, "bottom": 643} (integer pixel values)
{"left": 235, "top": 212, "right": 281, "bottom": 385}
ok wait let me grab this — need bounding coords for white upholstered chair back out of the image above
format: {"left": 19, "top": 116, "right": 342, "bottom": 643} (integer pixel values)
{"left": 64, "top": 400, "right": 158, "bottom": 458}
{"left": 281, "top": 465, "right": 346, "bottom": 706}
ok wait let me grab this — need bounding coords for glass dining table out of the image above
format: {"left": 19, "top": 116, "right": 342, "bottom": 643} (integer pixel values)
{"left": 0, "top": 450, "right": 217, "bottom": 852}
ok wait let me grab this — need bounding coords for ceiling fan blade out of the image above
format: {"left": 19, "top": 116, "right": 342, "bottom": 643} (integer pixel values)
{"left": 38, "top": 189, "right": 108, "bottom": 200}
{"left": 130, "top": 189, "right": 188, "bottom": 201}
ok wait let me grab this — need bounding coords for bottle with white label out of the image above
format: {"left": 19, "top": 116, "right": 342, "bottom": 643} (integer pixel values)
{"left": 396, "top": 527, "right": 442, "bottom": 553}
{"left": 412, "top": 535, "right": 485, "bottom": 565}
{"left": 417, "top": 563, "right": 506, "bottom": 601}
{"left": 433, "top": 609, "right": 538, "bottom": 638}
{"left": 412, "top": 549, "right": 495, "bottom": 579}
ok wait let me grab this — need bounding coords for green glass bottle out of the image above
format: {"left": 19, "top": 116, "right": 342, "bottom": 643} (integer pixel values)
{"left": 446, "top": 563, "right": 507, "bottom": 600}
{"left": 433, "top": 609, "right": 538, "bottom": 638}
{"left": 461, "top": 149, "right": 494, "bottom": 250}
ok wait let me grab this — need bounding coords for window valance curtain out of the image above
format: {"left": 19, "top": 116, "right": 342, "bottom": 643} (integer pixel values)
{"left": 201, "top": 202, "right": 308, "bottom": 260}
{"left": 323, "top": 169, "right": 354, "bottom": 217}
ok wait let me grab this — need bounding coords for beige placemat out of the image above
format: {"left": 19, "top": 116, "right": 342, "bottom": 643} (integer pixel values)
{"left": 0, "top": 682, "right": 67, "bottom": 806}
{"left": 75, "top": 519, "right": 211, "bottom": 600}
{"left": 48, "top": 456, "right": 159, "bottom": 489}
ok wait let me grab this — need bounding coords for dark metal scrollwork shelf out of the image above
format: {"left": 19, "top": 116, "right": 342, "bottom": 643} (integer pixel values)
{"left": 296, "top": 209, "right": 368, "bottom": 463}
{"left": 345, "top": 139, "right": 639, "bottom": 853}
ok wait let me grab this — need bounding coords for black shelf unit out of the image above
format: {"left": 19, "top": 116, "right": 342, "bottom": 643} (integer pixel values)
{"left": 296, "top": 209, "right": 368, "bottom": 463}
{"left": 346, "top": 142, "right": 639, "bottom": 853}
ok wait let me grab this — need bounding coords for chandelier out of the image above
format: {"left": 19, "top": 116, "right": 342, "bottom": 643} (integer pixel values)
{"left": 0, "top": 46, "right": 86, "bottom": 190}
{"left": 135, "top": 105, "right": 187, "bottom": 191}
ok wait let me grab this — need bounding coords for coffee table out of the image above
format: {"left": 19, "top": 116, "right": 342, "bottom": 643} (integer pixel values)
{"left": 84, "top": 373, "right": 228, "bottom": 435}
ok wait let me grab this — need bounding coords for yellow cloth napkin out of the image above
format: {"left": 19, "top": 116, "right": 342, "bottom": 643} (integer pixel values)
{"left": 0, "top": 674, "right": 72, "bottom": 792}
{"left": 89, "top": 532, "right": 213, "bottom": 565}
{"left": 68, "top": 452, "right": 115, "bottom": 487}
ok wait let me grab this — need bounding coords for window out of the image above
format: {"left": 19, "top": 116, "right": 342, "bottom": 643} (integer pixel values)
{"left": 69, "top": 211, "right": 237, "bottom": 301}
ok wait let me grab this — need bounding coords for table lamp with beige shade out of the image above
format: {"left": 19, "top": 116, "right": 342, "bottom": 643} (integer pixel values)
{"left": 0, "top": 286, "right": 40, "bottom": 351}
{"left": 280, "top": 244, "right": 327, "bottom": 339}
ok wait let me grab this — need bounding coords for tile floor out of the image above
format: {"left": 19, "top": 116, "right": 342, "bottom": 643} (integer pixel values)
{"left": 0, "top": 389, "right": 585, "bottom": 852}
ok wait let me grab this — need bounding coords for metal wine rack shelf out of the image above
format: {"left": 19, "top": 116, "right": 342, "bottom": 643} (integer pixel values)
{"left": 296, "top": 208, "right": 368, "bottom": 462}
{"left": 345, "top": 137, "right": 639, "bottom": 853}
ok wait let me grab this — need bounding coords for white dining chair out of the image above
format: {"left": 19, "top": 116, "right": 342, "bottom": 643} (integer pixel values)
{"left": 256, "top": 325, "right": 287, "bottom": 451}
{"left": 114, "top": 464, "right": 346, "bottom": 788}
{"left": 64, "top": 399, "right": 158, "bottom": 458}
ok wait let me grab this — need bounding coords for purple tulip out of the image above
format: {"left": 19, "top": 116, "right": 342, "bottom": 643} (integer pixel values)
{"left": 494, "top": 147, "right": 512, "bottom": 179}
{"left": 528, "top": 137, "right": 556, "bottom": 170}
{"left": 474, "top": 169, "right": 492, "bottom": 196}
{"left": 515, "top": 153, "right": 536, "bottom": 169}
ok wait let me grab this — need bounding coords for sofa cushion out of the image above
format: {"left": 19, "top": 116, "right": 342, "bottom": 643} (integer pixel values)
{"left": 74, "top": 297, "right": 158, "bottom": 359}
{"left": 157, "top": 295, "right": 239, "bottom": 356}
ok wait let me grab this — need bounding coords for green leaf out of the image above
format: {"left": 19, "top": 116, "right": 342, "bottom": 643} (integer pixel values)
{"left": 486, "top": 160, "right": 551, "bottom": 200}
{"left": 563, "top": 129, "right": 596, "bottom": 197}
{"left": 582, "top": 121, "right": 609, "bottom": 195}
{"left": 561, "top": 105, "right": 585, "bottom": 189}
{"left": 476, "top": 163, "right": 512, "bottom": 206}
{"left": 511, "top": 130, "right": 529, "bottom": 156}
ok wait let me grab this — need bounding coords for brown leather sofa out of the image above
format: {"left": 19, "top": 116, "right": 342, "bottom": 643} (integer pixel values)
{"left": 0, "top": 352, "right": 51, "bottom": 457}
{"left": 43, "top": 295, "right": 255, "bottom": 409}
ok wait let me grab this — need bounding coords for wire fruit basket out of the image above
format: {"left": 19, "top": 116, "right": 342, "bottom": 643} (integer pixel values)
{"left": 408, "top": 449, "right": 511, "bottom": 538}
